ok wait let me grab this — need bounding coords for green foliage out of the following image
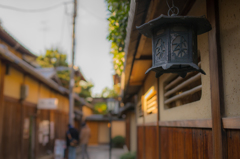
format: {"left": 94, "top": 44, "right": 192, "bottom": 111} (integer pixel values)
{"left": 120, "top": 152, "right": 136, "bottom": 159}
{"left": 37, "top": 49, "right": 68, "bottom": 68}
{"left": 112, "top": 135, "right": 125, "bottom": 148}
{"left": 101, "top": 87, "right": 118, "bottom": 98}
{"left": 106, "top": 0, "right": 130, "bottom": 75}
{"left": 36, "top": 48, "right": 92, "bottom": 96}
{"left": 37, "top": 48, "right": 70, "bottom": 88}
{"left": 56, "top": 70, "right": 70, "bottom": 88}
{"left": 79, "top": 81, "right": 94, "bottom": 99}
{"left": 93, "top": 102, "right": 108, "bottom": 114}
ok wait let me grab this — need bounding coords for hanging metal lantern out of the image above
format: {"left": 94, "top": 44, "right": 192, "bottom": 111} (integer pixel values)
{"left": 136, "top": 9, "right": 212, "bottom": 78}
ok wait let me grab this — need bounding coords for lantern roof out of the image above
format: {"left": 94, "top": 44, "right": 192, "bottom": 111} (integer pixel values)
{"left": 136, "top": 14, "right": 212, "bottom": 38}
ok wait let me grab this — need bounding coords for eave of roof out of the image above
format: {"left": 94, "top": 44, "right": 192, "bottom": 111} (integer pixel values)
{"left": 0, "top": 44, "right": 85, "bottom": 104}
{"left": 118, "top": 103, "right": 135, "bottom": 117}
{"left": 85, "top": 114, "right": 123, "bottom": 121}
{"left": 0, "top": 26, "right": 37, "bottom": 58}
{"left": 123, "top": 0, "right": 150, "bottom": 101}
{"left": 123, "top": 0, "right": 197, "bottom": 101}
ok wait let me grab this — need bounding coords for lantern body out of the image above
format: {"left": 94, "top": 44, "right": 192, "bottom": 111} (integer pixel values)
{"left": 107, "top": 98, "right": 115, "bottom": 112}
{"left": 137, "top": 15, "right": 212, "bottom": 78}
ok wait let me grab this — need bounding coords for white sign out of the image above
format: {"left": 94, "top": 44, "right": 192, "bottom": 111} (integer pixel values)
{"left": 39, "top": 120, "right": 50, "bottom": 146}
{"left": 37, "top": 98, "right": 58, "bottom": 110}
{"left": 54, "top": 139, "right": 66, "bottom": 159}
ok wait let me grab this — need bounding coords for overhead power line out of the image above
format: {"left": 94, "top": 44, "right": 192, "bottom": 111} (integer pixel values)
{"left": 0, "top": 2, "right": 72, "bottom": 13}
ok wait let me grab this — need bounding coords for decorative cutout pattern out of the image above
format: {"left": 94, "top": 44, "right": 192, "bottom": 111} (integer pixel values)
{"left": 155, "top": 38, "right": 166, "bottom": 60}
{"left": 171, "top": 34, "right": 188, "bottom": 58}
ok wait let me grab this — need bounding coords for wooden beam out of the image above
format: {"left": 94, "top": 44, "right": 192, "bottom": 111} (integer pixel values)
{"left": 156, "top": 78, "right": 160, "bottom": 159}
{"left": 129, "top": 81, "right": 143, "bottom": 86}
{"left": 164, "top": 73, "right": 201, "bottom": 97}
{"left": 222, "top": 117, "right": 240, "bottom": 129}
{"left": 207, "top": 0, "right": 226, "bottom": 159}
{"left": 159, "top": 119, "right": 212, "bottom": 128}
{"left": 137, "top": 122, "right": 158, "bottom": 126}
{"left": 135, "top": 0, "right": 163, "bottom": 59}
{"left": 134, "top": 55, "right": 152, "bottom": 60}
{"left": 164, "top": 85, "right": 202, "bottom": 105}
{"left": 0, "top": 61, "right": 5, "bottom": 151}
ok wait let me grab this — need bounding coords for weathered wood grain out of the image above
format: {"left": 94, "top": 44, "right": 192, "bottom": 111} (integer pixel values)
{"left": 137, "top": 126, "right": 145, "bottom": 159}
{"left": 207, "top": 0, "right": 225, "bottom": 158}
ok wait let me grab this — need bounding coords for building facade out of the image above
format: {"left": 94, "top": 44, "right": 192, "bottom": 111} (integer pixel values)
{"left": 0, "top": 26, "right": 88, "bottom": 158}
{"left": 121, "top": 0, "right": 240, "bottom": 158}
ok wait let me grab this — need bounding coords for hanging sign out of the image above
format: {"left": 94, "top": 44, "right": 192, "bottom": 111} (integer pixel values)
{"left": 37, "top": 98, "right": 58, "bottom": 110}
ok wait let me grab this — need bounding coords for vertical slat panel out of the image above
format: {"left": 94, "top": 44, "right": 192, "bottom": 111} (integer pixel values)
{"left": 184, "top": 128, "right": 193, "bottom": 159}
{"left": 174, "top": 128, "right": 185, "bottom": 159}
{"left": 227, "top": 130, "right": 240, "bottom": 159}
{"left": 1, "top": 98, "right": 23, "bottom": 159}
{"left": 160, "top": 127, "right": 213, "bottom": 159}
{"left": 125, "top": 114, "right": 131, "bottom": 150}
{"left": 160, "top": 127, "right": 170, "bottom": 159}
{"left": 203, "top": 129, "right": 213, "bottom": 159}
{"left": 145, "top": 126, "right": 157, "bottom": 159}
{"left": 2, "top": 99, "right": 14, "bottom": 159}
{"left": 168, "top": 127, "right": 173, "bottom": 159}
{"left": 16, "top": 101, "right": 22, "bottom": 159}
{"left": 137, "top": 126, "right": 144, "bottom": 159}
{"left": 192, "top": 129, "right": 203, "bottom": 159}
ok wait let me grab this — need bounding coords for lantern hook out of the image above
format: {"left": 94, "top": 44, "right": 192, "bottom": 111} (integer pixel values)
{"left": 166, "top": 0, "right": 179, "bottom": 16}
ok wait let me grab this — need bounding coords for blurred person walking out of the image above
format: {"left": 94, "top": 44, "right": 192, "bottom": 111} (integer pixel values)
{"left": 80, "top": 122, "right": 91, "bottom": 159}
{"left": 66, "top": 124, "right": 79, "bottom": 159}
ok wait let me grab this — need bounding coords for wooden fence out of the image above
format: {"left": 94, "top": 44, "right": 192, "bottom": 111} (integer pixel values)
{"left": 137, "top": 125, "right": 240, "bottom": 159}
{"left": 0, "top": 96, "right": 69, "bottom": 159}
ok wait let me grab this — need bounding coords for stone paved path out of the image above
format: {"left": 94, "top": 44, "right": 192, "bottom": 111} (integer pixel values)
{"left": 76, "top": 145, "right": 127, "bottom": 159}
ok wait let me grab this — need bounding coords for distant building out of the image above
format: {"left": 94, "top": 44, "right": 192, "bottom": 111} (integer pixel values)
{"left": 0, "top": 25, "right": 90, "bottom": 158}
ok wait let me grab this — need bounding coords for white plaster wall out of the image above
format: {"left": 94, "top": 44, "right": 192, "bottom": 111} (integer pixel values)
{"left": 98, "top": 122, "right": 109, "bottom": 143}
{"left": 159, "top": 0, "right": 212, "bottom": 121}
{"left": 219, "top": 0, "right": 240, "bottom": 117}
{"left": 130, "top": 112, "right": 137, "bottom": 152}
{"left": 137, "top": 88, "right": 144, "bottom": 124}
{"left": 112, "top": 121, "right": 126, "bottom": 138}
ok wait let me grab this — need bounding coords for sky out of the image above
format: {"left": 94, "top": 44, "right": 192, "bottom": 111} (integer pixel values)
{"left": 0, "top": 0, "right": 114, "bottom": 95}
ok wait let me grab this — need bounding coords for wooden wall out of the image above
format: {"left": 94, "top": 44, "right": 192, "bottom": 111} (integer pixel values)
{"left": 137, "top": 126, "right": 145, "bottom": 159}
{"left": 1, "top": 97, "right": 23, "bottom": 159}
{"left": 137, "top": 126, "right": 240, "bottom": 159}
{"left": 125, "top": 114, "right": 130, "bottom": 150}
{"left": 0, "top": 96, "right": 69, "bottom": 159}
{"left": 87, "top": 121, "right": 99, "bottom": 145}
{"left": 226, "top": 129, "right": 240, "bottom": 159}
{"left": 145, "top": 126, "right": 158, "bottom": 159}
{"left": 160, "top": 127, "right": 212, "bottom": 159}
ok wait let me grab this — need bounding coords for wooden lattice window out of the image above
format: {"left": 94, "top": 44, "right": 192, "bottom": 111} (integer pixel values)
{"left": 164, "top": 62, "right": 202, "bottom": 109}
{"left": 144, "top": 86, "right": 157, "bottom": 114}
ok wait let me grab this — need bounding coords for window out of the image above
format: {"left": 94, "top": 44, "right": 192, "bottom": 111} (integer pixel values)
{"left": 144, "top": 86, "right": 157, "bottom": 114}
{"left": 164, "top": 61, "right": 202, "bottom": 109}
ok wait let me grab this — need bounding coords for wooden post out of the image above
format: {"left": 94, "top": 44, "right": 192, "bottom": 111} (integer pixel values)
{"left": 207, "top": 0, "right": 226, "bottom": 159}
{"left": 156, "top": 78, "right": 160, "bottom": 159}
{"left": 0, "top": 61, "right": 6, "bottom": 154}
{"left": 21, "top": 74, "right": 26, "bottom": 159}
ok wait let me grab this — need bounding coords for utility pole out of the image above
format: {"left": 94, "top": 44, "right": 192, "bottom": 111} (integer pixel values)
{"left": 69, "top": 0, "right": 77, "bottom": 125}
